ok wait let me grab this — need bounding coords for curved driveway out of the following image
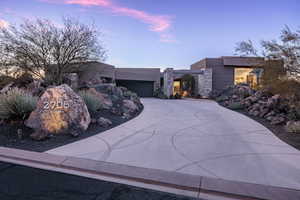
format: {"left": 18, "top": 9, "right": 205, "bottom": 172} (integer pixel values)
{"left": 48, "top": 98, "right": 300, "bottom": 190}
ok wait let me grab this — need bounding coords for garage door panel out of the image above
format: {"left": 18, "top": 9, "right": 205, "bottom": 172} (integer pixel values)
{"left": 116, "top": 80, "right": 154, "bottom": 97}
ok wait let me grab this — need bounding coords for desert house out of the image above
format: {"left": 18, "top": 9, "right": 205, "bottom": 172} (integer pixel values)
{"left": 68, "top": 56, "right": 283, "bottom": 98}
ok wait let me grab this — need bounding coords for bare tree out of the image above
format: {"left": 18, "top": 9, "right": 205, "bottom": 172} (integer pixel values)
{"left": 234, "top": 40, "right": 258, "bottom": 56}
{"left": 0, "top": 17, "right": 107, "bottom": 85}
{"left": 234, "top": 25, "right": 300, "bottom": 79}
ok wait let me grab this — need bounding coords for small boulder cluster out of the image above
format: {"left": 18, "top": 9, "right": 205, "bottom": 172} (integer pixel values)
{"left": 214, "top": 84, "right": 300, "bottom": 131}
{"left": 26, "top": 84, "right": 143, "bottom": 140}
{"left": 0, "top": 77, "right": 143, "bottom": 140}
{"left": 85, "top": 84, "right": 143, "bottom": 119}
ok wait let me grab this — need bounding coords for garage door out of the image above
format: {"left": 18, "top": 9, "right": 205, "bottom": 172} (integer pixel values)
{"left": 116, "top": 80, "right": 154, "bottom": 97}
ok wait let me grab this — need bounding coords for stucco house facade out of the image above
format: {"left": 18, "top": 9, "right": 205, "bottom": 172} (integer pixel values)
{"left": 70, "top": 56, "right": 283, "bottom": 98}
{"left": 71, "top": 62, "right": 161, "bottom": 97}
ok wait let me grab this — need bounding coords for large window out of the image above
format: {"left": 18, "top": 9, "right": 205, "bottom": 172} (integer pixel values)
{"left": 234, "top": 68, "right": 260, "bottom": 88}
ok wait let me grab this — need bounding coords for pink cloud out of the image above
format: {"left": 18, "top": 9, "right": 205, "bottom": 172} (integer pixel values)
{"left": 41, "top": 0, "right": 175, "bottom": 42}
{"left": 0, "top": 19, "right": 9, "bottom": 29}
{"left": 66, "top": 0, "right": 112, "bottom": 7}
{"left": 110, "top": 6, "right": 171, "bottom": 33}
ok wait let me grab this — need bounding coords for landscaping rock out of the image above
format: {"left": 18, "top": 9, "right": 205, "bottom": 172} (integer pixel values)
{"left": 266, "top": 94, "right": 280, "bottom": 109}
{"left": 259, "top": 108, "right": 270, "bottom": 118}
{"left": 270, "top": 116, "right": 286, "bottom": 125}
{"left": 214, "top": 84, "right": 297, "bottom": 126}
{"left": 123, "top": 99, "right": 139, "bottom": 114}
{"left": 122, "top": 113, "right": 131, "bottom": 119}
{"left": 30, "top": 130, "right": 48, "bottom": 141}
{"left": 235, "top": 85, "right": 253, "bottom": 98}
{"left": 285, "top": 121, "right": 300, "bottom": 133}
{"left": 110, "top": 107, "right": 123, "bottom": 116}
{"left": 25, "top": 84, "right": 91, "bottom": 137}
{"left": 80, "top": 84, "right": 143, "bottom": 117}
{"left": 97, "top": 117, "right": 112, "bottom": 128}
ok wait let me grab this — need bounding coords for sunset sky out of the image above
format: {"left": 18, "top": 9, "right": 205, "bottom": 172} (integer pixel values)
{"left": 0, "top": 0, "right": 299, "bottom": 69}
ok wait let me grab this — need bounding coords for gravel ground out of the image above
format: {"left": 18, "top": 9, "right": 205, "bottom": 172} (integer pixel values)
{"left": 0, "top": 108, "right": 143, "bottom": 152}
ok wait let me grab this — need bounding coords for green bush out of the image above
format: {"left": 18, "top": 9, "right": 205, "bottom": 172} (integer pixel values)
{"left": 227, "top": 102, "right": 244, "bottom": 110}
{"left": 78, "top": 90, "right": 102, "bottom": 114}
{"left": 0, "top": 88, "right": 37, "bottom": 120}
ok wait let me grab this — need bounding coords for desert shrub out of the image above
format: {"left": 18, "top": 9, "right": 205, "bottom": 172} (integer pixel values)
{"left": 78, "top": 90, "right": 102, "bottom": 114}
{"left": 287, "top": 104, "right": 300, "bottom": 121}
{"left": 158, "top": 93, "right": 168, "bottom": 99}
{"left": 260, "top": 60, "right": 300, "bottom": 99}
{"left": 260, "top": 60, "right": 286, "bottom": 87}
{"left": 0, "top": 75, "right": 15, "bottom": 89}
{"left": 123, "top": 90, "right": 138, "bottom": 99}
{"left": 215, "top": 95, "right": 229, "bottom": 102}
{"left": 227, "top": 102, "right": 244, "bottom": 110}
{"left": 285, "top": 121, "right": 300, "bottom": 134}
{"left": 266, "top": 79, "right": 300, "bottom": 100}
{"left": 154, "top": 88, "right": 168, "bottom": 99}
{"left": 0, "top": 88, "right": 37, "bottom": 120}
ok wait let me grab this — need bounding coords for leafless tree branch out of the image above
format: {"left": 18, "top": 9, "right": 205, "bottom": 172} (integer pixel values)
{"left": 0, "top": 17, "right": 107, "bottom": 85}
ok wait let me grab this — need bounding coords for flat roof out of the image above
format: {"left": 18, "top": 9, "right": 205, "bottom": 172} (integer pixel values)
{"left": 191, "top": 56, "right": 266, "bottom": 67}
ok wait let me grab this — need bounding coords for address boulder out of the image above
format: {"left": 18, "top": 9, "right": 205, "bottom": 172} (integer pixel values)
{"left": 25, "top": 84, "right": 91, "bottom": 139}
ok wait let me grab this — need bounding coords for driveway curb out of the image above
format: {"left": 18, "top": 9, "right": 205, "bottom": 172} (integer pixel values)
{"left": 0, "top": 147, "right": 299, "bottom": 200}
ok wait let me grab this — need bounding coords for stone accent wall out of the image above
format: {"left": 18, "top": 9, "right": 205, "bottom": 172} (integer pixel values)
{"left": 198, "top": 68, "right": 212, "bottom": 98}
{"left": 163, "top": 68, "right": 174, "bottom": 97}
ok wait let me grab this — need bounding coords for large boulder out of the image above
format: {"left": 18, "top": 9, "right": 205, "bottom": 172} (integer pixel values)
{"left": 25, "top": 84, "right": 91, "bottom": 139}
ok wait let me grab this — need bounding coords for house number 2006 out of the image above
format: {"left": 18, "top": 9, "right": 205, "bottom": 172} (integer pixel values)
{"left": 43, "top": 100, "right": 70, "bottom": 110}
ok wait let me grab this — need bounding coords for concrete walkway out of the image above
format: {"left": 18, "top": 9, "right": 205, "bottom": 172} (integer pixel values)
{"left": 48, "top": 98, "right": 300, "bottom": 190}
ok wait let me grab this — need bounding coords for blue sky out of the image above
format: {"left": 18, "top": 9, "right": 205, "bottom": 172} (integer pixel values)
{"left": 0, "top": 0, "right": 299, "bottom": 69}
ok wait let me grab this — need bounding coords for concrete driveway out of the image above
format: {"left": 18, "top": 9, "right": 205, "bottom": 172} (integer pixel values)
{"left": 48, "top": 98, "right": 300, "bottom": 190}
